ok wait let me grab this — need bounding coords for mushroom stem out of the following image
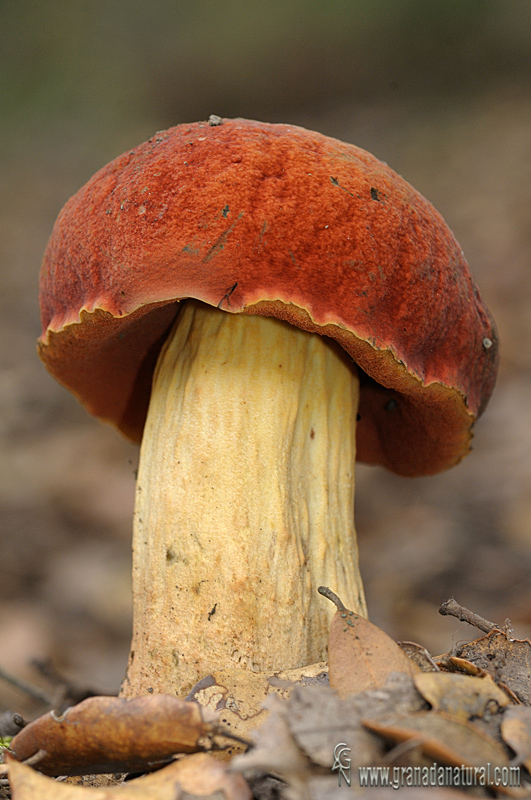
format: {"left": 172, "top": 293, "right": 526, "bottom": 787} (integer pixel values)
{"left": 122, "top": 299, "right": 366, "bottom": 697}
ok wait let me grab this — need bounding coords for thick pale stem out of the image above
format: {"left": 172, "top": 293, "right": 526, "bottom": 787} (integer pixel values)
{"left": 122, "top": 300, "right": 365, "bottom": 697}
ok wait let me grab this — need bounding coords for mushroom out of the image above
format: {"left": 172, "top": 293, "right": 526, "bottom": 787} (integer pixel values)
{"left": 38, "top": 118, "right": 498, "bottom": 697}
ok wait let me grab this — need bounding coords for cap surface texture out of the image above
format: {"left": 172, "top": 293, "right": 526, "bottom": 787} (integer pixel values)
{"left": 38, "top": 118, "right": 498, "bottom": 476}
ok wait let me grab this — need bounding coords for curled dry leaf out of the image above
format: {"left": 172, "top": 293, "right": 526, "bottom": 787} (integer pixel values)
{"left": 5, "top": 752, "right": 251, "bottom": 799}
{"left": 188, "top": 661, "right": 328, "bottom": 755}
{"left": 414, "top": 672, "right": 511, "bottom": 720}
{"left": 9, "top": 694, "right": 218, "bottom": 776}
{"left": 320, "top": 589, "right": 420, "bottom": 698}
{"left": 442, "top": 656, "right": 489, "bottom": 676}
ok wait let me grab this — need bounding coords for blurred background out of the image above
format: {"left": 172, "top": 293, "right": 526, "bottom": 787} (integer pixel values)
{"left": 1, "top": 0, "right": 531, "bottom": 714}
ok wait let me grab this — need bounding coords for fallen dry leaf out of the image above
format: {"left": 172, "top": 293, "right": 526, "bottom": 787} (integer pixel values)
{"left": 446, "top": 631, "right": 531, "bottom": 705}
{"left": 414, "top": 672, "right": 511, "bottom": 720}
{"left": 320, "top": 588, "right": 419, "bottom": 698}
{"left": 9, "top": 694, "right": 218, "bottom": 776}
{"left": 441, "top": 658, "right": 522, "bottom": 705}
{"left": 188, "top": 661, "right": 328, "bottom": 754}
{"left": 286, "top": 674, "right": 427, "bottom": 771}
{"left": 6, "top": 752, "right": 251, "bottom": 799}
{"left": 287, "top": 683, "right": 385, "bottom": 768}
{"left": 501, "top": 706, "right": 531, "bottom": 773}
{"left": 232, "top": 676, "right": 425, "bottom": 775}
{"left": 234, "top": 680, "right": 502, "bottom": 799}
{"left": 399, "top": 641, "right": 440, "bottom": 672}
{"left": 363, "top": 711, "right": 510, "bottom": 772}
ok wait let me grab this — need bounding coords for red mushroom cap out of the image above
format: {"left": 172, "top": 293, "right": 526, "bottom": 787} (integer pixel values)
{"left": 38, "top": 118, "right": 498, "bottom": 477}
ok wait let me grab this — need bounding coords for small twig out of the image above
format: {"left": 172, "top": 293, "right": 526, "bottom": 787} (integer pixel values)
{"left": 31, "top": 658, "right": 68, "bottom": 688}
{"left": 439, "top": 598, "right": 499, "bottom": 634}
{"left": 0, "top": 712, "right": 26, "bottom": 738}
{"left": 0, "top": 664, "right": 52, "bottom": 705}
{"left": 318, "top": 586, "right": 347, "bottom": 614}
{"left": 32, "top": 659, "right": 100, "bottom": 710}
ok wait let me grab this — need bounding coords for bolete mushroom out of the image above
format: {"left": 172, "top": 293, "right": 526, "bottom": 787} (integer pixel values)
{"left": 38, "top": 118, "right": 498, "bottom": 697}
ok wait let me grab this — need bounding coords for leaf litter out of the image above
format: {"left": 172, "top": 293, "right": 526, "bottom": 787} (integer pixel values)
{"left": 3, "top": 593, "right": 531, "bottom": 798}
